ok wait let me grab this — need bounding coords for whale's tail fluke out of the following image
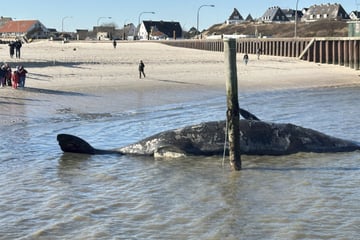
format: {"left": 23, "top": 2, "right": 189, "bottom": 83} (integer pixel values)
{"left": 57, "top": 134, "right": 121, "bottom": 155}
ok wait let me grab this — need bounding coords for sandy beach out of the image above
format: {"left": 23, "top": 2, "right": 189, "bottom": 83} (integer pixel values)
{"left": 0, "top": 40, "right": 359, "bottom": 125}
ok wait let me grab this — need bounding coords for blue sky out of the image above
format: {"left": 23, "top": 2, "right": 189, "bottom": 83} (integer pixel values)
{"left": 3, "top": 0, "right": 356, "bottom": 31}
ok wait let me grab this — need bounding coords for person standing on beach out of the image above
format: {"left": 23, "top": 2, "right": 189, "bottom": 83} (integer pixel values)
{"left": 11, "top": 68, "right": 19, "bottom": 89}
{"left": 8, "top": 41, "right": 15, "bottom": 58}
{"left": 243, "top": 53, "right": 249, "bottom": 65}
{"left": 256, "top": 48, "right": 262, "bottom": 60}
{"left": 0, "top": 64, "right": 7, "bottom": 88}
{"left": 15, "top": 40, "right": 22, "bottom": 59}
{"left": 17, "top": 66, "right": 28, "bottom": 87}
{"left": 138, "top": 60, "right": 146, "bottom": 79}
{"left": 4, "top": 64, "right": 12, "bottom": 86}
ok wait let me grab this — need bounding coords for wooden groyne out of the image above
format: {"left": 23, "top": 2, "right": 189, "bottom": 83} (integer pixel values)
{"left": 162, "top": 37, "right": 360, "bottom": 70}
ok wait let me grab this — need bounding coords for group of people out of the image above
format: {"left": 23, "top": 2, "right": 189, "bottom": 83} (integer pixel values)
{"left": 243, "top": 48, "right": 263, "bottom": 65}
{"left": 8, "top": 40, "right": 22, "bottom": 58}
{"left": 0, "top": 63, "right": 28, "bottom": 88}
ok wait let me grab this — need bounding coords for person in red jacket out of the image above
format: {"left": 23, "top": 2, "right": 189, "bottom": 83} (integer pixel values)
{"left": 11, "top": 69, "right": 19, "bottom": 89}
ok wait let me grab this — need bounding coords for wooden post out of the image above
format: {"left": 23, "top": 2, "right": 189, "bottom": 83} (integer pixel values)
{"left": 224, "top": 38, "right": 241, "bottom": 171}
{"left": 355, "top": 40, "right": 359, "bottom": 70}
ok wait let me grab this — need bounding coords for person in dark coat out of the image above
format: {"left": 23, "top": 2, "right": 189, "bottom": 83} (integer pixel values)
{"left": 243, "top": 53, "right": 249, "bottom": 65}
{"left": 17, "top": 65, "right": 28, "bottom": 87}
{"left": 113, "top": 40, "right": 117, "bottom": 49}
{"left": 4, "top": 64, "right": 12, "bottom": 86}
{"left": 0, "top": 65, "right": 7, "bottom": 87}
{"left": 138, "top": 60, "right": 146, "bottom": 79}
{"left": 8, "top": 41, "right": 15, "bottom": 58}
{"left": 15, "top": 40, "right": 22, "bottom": 59}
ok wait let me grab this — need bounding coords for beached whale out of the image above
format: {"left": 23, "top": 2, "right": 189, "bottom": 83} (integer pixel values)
{"left": 57, "top": 118, "right": 360, "bottom": 157}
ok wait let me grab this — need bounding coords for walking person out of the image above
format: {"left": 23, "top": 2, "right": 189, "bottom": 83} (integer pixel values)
{"left": 8, "top": 41, "right": 15, "bottom": 58}
{"left": 138, "top": 60, "right": 146, "bottom": 79}
{"left": 256, "top": 48, "right": 262, "bottom": 60}
{"left": 113, "top": 39, "right": 117, "bottom": 49}
{"left": 15, "top": 40, "right": 22, "bottom": 59}
{"left": 243, "top": 53, "right": 249, "bottom": 65}
{"left": 17, "top": 66, "right": 27, "bottom": 88}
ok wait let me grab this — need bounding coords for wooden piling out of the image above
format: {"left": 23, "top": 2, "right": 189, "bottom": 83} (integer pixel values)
{"left": 224, "top": 39, "right": 241, "bottom": 171}
{"left": 355, "top": 40, "right": 359, "bottom": 70}
{"left": 344, "top": 40, "right": 349, "bottom": 67}
{"left": 339, "top": 40, "right": 344, "bottom": 66}
{"left": 349, "top": 40, "right": 355, "bottom": 69}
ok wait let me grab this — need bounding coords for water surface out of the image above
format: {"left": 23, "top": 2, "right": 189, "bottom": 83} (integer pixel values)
{"left": 1, "top": 86, "right": 360, "bottom": 239}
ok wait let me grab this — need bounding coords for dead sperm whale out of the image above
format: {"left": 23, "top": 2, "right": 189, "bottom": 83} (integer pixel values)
{"left": 57, "top": 119, "right": 360, "bottom": 157}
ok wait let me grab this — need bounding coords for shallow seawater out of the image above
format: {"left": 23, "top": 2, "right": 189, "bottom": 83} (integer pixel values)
{"left": 1, "top": 86, "right": 360, "bottom": 239}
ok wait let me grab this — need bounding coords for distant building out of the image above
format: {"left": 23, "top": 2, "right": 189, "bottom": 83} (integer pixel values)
{"left": 0, "top": 20, "right": 49, "bottom": 41}
{"left": 187, "top": 27, "right": 198, "bottom": 38}
{"left": 302, "top": 3, "right": 349, "bottom": 22}
{"left": 282, "top": 9, "right": 303, "bottom": 22}
{"left": 260, "top": 6, "right": 289, "bottom": 23}
{"left": 348, "top": 21, "right": 360, "bottom": 37}
{"left": 93, "top": 26, "right": 115, "bottom": 40}
{"left": 226, "top": 8, "right": 244, "bottom": 24}
{"left": 349, "top": 11, "right": 360, "bottom": 20}
{"left": 119, "top": 23, "right": 136, "bottom": 40}
{"left": 76, "top": 29, "right": 89, "bottom": 40}
{"left": 245, "top": 14, "right": 254, "bottom": 22}
{"left": 0, "top": 16, "right": 12, "bottom": 27}
{"left": 138, "top": 20, "right": 182, "bottom": 40}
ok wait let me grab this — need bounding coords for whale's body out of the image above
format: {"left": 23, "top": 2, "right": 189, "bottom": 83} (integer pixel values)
{"left": 57, "top": 120, "right": 360, "bottom": 157}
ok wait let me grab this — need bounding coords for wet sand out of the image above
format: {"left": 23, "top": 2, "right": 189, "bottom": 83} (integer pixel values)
{"left": 0, "top": 40, "right": 359, "bottom": 126}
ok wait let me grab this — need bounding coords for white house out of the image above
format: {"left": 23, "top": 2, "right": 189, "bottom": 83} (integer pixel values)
{"left": 226, "top": 8, "right": 244, "bottom": 24}
{"left": 138, "top": 20, "right": 182, "bottom": 40}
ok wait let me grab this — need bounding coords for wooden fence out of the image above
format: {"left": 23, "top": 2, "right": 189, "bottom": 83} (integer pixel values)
{"left": 162, "top": 37, "right": 360, "bottom": 70}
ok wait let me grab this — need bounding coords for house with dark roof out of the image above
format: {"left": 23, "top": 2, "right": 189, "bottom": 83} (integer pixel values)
{"left": 302, "top": 3, "right": 349, "bottom": 22}
{"left": 138, "top": 20, "right": 182, "bottom": 40}
{"left": 0, "top": 20, "right": 48, "bottom": 40}
{"left": 349, "top": 10, "right": 360, "bottom": 20}
{"left": 282, "top": 9, "right": 303, "bottom": 22}
{"left": 260, "top": 6, "right": 289, "bottom": 23}
{"left": 245, "top": 14, "right": 254, "bottom": 22}
{"left": 226, "top": 8, "right": 244, "bottom": 24}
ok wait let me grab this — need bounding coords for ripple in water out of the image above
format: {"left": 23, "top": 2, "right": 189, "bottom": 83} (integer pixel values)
{"left": 1, "top": 86, "right": 360, "bottom": 239}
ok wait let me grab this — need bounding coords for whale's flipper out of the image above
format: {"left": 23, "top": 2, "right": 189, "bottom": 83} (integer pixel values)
{"left": 154, "top": 146, "right": 187, "bottom": 158}
{"left": 240, "top": 108, "right": 260, "bottom": 121}
{"left": 57, "top": 134, "right": 121, "bottom": 155}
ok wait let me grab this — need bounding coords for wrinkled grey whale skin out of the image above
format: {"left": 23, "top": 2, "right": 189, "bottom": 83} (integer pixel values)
{"left": 57, "top": 120, "right": 360, "bottom": 157}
